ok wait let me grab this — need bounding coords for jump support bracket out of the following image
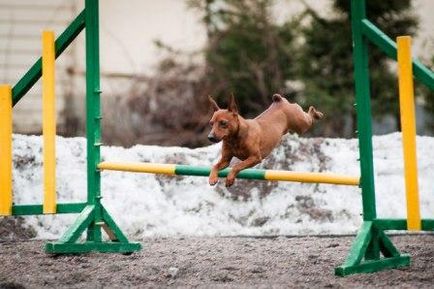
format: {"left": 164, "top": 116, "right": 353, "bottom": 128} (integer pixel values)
{"left": 45, "top": 204, "right": 141, "bottom": 254}
{"left": 335, "top": 221, "right": 410, "bottom": 276}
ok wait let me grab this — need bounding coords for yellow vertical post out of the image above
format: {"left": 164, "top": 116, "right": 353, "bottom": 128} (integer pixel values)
{"left": 397, "top": 36, "right": 421, "bottom": 231}
{"left": 42, "top": 31, "right": 57, "bottom": 214}
{"left": 0, "top": 85, "right": 12, "bottom": 216}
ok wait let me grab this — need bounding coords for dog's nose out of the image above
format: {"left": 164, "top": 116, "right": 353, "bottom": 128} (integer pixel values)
{"left": 208, "top": 134, "right": 218, "bottom": 143}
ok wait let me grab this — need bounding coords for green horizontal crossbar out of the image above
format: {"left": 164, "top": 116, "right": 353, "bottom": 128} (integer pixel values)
{"left": 374, "top": 219, "right": 434, "bottom": 231}
{"left": 12, "top": 10, "right": 85, "bottom": 106}
{"left": 12, "top": 202, "right": 87, "bottom": 216}
{"left": 175, "top": 164, "right": 266, "bottom": 180}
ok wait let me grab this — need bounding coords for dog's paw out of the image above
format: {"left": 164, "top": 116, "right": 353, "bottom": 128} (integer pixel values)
{"left": 209, "top": 176, "right": 218, "bottom": 186}
{"left": 225, "top": 177, "right": 235, "bottom": 187}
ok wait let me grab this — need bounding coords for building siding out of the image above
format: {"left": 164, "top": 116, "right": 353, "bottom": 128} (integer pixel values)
{"left": 0, "top": 0, "right": 78, "bottom": 133}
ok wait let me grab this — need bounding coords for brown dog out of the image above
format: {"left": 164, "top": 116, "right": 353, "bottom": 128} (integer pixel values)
{"left": 208, "top": 94, "right": 323, "bottom": 187}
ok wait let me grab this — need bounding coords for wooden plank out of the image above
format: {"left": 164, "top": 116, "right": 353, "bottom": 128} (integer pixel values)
{"left": 42, "top": 30, "right": 57, "bottom": 214}
{"left": 397, "top": 36, "right": 421, "bottom": 231}
{"left": 0, "top": 85, "right": 12, "bottom": 216}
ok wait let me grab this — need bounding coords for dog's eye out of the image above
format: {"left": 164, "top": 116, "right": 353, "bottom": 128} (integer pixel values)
{"left": 209, "top": 121, "right": 214, "bottom": 127}
{"left": 219, "top": 121, "right": 228, "bottom": 128}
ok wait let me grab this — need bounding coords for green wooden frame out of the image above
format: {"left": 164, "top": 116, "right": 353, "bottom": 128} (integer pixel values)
{"left": 10, "top": 0, "right": 140, "bottom": 254}
{"left": 335, "top": 0, "right": 434, "bottom": 276}
{"left": 45, "top": 0, "right": 141, "bottom": 254}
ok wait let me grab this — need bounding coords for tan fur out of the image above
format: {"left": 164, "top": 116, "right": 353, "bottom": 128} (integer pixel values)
{"left": 208, "top": 94, "right": 323, "bottom": 187}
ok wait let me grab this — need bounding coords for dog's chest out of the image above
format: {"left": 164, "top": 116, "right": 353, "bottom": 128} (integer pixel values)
{"left": 228, "top": 142, "right": 250, "bottom": 160}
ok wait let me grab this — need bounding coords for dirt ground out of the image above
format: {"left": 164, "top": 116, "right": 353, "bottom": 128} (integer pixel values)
{"left": 0, "top": 234, "right": 433, "bottom": 289}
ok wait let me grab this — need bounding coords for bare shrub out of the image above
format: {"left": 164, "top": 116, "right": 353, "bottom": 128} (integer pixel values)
{"left": 102, "top": 57, "right": 213, "bottom": 148}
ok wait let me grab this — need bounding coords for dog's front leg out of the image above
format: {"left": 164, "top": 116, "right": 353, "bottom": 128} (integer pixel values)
{"left": 209, "top": 153, "right": 232, "bottom": 186}
{"left": 225, "top": 154, "right": 261, "bottom": 187}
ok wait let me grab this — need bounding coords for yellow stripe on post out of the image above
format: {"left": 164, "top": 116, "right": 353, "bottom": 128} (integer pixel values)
{"left": 42, "top": 31, "right": 57, "bottom": 214}
{"left": 397, "top": 36, "right": 421, "bottom": 231}
{"left": 265, "top": 170, "right": 359, "bottom": 186}
{"left": 98, "top": 162, "right": 176, "bottom": 175}
{"left": 0, "top": 85, "right": 13, "bottom": 216}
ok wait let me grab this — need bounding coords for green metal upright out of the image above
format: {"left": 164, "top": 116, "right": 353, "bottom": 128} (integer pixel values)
{"left": 84, "top": 0, "right": 102, "bottom": 244}
{"left": 350, "top": 0, "right": 376, "bottom": 223}
{"left": 45, "top": 0, "right": 141, "bottom": 254}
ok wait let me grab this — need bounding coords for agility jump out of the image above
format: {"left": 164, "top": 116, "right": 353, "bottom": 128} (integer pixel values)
{"left": 0, "top": 0, "right": 433, "bottom": 277}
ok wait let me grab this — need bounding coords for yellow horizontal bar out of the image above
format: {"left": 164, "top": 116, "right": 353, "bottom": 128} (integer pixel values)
{"left": 0, "top": 85, "right": 13, "bottom": 216}
{"left": 265, "top": 170, "right": 359, "bottom": 186}
{"left": 99, "top": 161, "right": 359, "bottom": 186}
{"left": 98, "top": 162, "right": 176, "bottom": 175}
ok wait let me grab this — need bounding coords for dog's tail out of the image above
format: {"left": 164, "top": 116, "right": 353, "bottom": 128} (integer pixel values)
{"left": 308, "top": 106, "right": 324, "bottom": 121}
{"left": 272, "top": 94, "right": 283, "bottom": 102}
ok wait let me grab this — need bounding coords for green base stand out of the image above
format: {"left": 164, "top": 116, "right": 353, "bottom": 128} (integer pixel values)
{"left": 335, "top": 221, "right": 410, "bottom": 276}
{"left": 45, "top": 205, "right": 141, "bottom": 254}
{"left": 45, "top": 242, "right": 141, "bottom": 254}
{"left": 335, "top": 255, "right": 410, "bottom": 276}
{"left": 45, "top": 242, "right": 142, "bottom": 254}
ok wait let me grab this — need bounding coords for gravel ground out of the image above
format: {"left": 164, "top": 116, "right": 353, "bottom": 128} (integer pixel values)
{"left": 0, "top": 234, "right": 433, "bottom": 289}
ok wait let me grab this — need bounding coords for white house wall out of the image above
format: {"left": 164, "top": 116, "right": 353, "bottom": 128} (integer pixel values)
{"left": 0, "top": 0, "right": 78, "bottom": 133}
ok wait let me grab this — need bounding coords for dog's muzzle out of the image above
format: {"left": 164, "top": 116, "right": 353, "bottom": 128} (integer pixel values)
{"left": 208, "top": 133, "right": 219, "bottom": 143}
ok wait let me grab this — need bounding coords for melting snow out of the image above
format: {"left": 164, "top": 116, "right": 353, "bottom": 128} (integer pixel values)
{"left": 10, "top": 133, "right": 434, "bottom": 239}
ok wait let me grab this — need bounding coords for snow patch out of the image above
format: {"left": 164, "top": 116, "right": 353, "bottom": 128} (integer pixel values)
{"left": 10, "top": 133, "right": 434, "bottom": 239}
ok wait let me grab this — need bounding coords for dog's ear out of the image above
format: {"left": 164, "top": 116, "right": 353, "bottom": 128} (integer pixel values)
{"left": 208, "top": 95, "right": 220, "bottom": 111}
{"left": 228, "top": 93, "right": 238, "bottom": 114}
